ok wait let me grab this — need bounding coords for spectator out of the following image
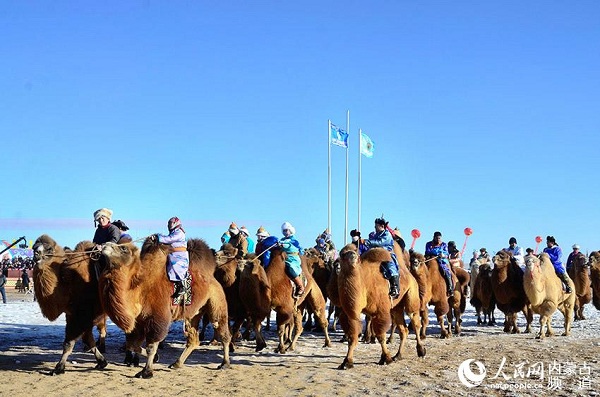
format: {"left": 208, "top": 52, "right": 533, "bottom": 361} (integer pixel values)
{"left": 0, "top": 271, "right": 6, "bottom": 303}
{"left": 21, "top": 268, "right": 30, "bottom": 294}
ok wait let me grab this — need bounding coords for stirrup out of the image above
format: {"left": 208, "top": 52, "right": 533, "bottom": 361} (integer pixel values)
{"left": 293, "top": 286, "right": 305, "bottom": 299}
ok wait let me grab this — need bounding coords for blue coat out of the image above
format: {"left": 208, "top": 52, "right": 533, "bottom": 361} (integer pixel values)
{"left": 543, "top": 245, "right": 565, "bottom": 275}
{"left": 279, "top": 235, "right": 303, "bottom": 278}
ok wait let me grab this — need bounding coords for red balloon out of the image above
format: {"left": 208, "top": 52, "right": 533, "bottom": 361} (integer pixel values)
{"left": 411, "top": 229, "right": 421, "bottom": 239}
{"left": 535, "top": 236, "right": 542, "bottom": 243}
{"left": 464, "top": 227, "right": 473, "bottom": 236}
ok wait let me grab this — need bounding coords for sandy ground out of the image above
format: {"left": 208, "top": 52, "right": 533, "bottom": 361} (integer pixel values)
{"left": 1, "top": 289, "right": 599, "bottom": 397}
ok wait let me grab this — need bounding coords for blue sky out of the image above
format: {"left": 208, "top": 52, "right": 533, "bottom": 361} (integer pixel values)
{"left": 2, "top": 1, "right": 599, "bottom": 257}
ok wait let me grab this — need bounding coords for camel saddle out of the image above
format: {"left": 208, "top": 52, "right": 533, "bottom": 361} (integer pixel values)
{"left": 172, "top": 273, "right": 193, "bottom": 306}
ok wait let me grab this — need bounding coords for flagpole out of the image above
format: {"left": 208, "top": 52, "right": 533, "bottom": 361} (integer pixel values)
{"left": 358, "top": 128, "right": 362, "bottom": 233}
{"left": 344, "top": 110, "right": 349, "bottom": 246}
{"left": 328, "top": 120, "right": 332, "bottom": 237}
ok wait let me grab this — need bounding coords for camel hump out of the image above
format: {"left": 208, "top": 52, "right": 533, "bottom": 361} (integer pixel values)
{"left": 361, "top": 247, "right": 392, "bottom": 263}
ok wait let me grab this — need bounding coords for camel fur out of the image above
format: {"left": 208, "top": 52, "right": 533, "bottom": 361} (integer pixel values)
{"left": 32, "top": 235, "right": 108, "bottom": 375}
{"left": 264, "top": 246, "right": 331, "bottom": 353}
{"left": 337, "top": 244, "right": 425, "bottom": 370}
{"left": 567, "top": 251, "right": 592, "bottom": 320}
{"left": 589, "top": 251, "right": 600, "bottom": 310}
{"left": 523, "top": 253, "right": 575, "bottom": 338}
{"left": 469, "top": 262, "right": 496, "bottom": 325}
{"left": 99, "top": 239, "right": 231, "bottom": 378}
{"left": 491, "top": 250, "right": 533, "bottom": 334}
{"left": 409, "top": 251, "right": 463, "bottom": 338}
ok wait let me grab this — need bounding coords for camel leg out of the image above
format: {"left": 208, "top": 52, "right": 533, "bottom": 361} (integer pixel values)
{"left": 313, "top": 307, "right": 332, "bottom": 348}
{"left": 536, "top": 315, "right": 548, "bottom": 339}
{"left": 135, "top": 341, "right": 159, "bottom": 379}
{"left": 523, "top": 307, "right": 533, "bottom": 333}
{"left": 304, "top": 286, "right": 331, "bottom": 348}
{"left": 95, "top": 316, "right": 107, "bottom": 354}
{"left": 387, "top": 323, "right": 397, "bottom": 344}
{"left": 392, "top": 315, "right": 408, "bottom": 361}
{"left": 288, "top": 309, "right": 304, "bottom": 351}
{"left": 254, "top": 319, "right": 267, "bottom": 352}
{"left": 53, "top": 339, "right": 76, "bottom": 375}
{"left": 275, "top": 311, "right": 293, "bottom": 353}
{"left": 437, "top": 313, "right": 449, "bottom": 339}
{"left": 420, "top": 309, "right": 428, "bottom": 339}
{"left": 411, "top": 313, "right": 426, "bottom": 358}
{"left": 81, "top": 327, "right": 108, "bottom": 370}
{"left": 170, "top": 317, "right": 200, "bottom": 369}
{"left": 338, "top": 316, "right": 360, "bottom": 370}
{"left": 376, "top": 333, "right": 393, "bottom": 365}
{"left": 215, "top": 318, "right": 232, "bottom": 369}
{"left": 453, "top": 307, "right": 462, "bottom": 336}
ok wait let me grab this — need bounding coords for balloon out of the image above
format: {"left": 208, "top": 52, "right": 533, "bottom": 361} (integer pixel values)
{"left": 535, "top": 236, "right": 542, "bottom": 243}
{"left": 464, "top": 227, "right": 473, "bottom": 236}
{"left": 411, "top": 229, "right": 421, "bottom": 239}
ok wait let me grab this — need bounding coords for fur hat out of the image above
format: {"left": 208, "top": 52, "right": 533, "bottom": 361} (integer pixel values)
{"left": 229, "top": 222, "right": 239, "bottom": 235}
{"left": 94, "top": 208, "right": 113, "bottom": 221}
{"left": 374, "top": 217, "right": 388, "bottom": 227}
{"left": 433, "top": 231, "right": 442, "bottom": 238}
{"left": 572, "top": 244, "right": 580, "bottom": 250}
{"left": 448, "top": 241, "right": 456, "bottom": 247}
{"left": 350, "top": 229, "right": 361, "bottom": 238}
{"left": 546, "top": 235, "right": 556, "bottom": 244}
{"left": 256, "top": 226, "right": 270, "bottom": 238}
{"left": 281, "top": 222, "right": 295, "bottom": 235}
{"left": 112, "top": 220, "right": 129, "bottom": 231}
{"left": 509, "top": 237, "right": 517, "bottom": 245}
{"left": 240, "top": 226, "right": 250, "bottom": 237}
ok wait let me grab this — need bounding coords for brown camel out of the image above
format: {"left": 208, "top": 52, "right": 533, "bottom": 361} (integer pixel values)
{"left": 302, "top": 247, "right": 332, "bottom": 331}
{"left": 238, "top": 256, "right": 272, "bottom": 352}
{"left": 337, "top": 244, "right": 425, "bottom": 370}
{"left": 99, "top": 239, "right": 231, "bottom": 378}
{"left": 589, "top": 251, "right": 600, "bottom": 310}
{"left": 325, "top": 257, "right": 342, "bottom": 332}
{"left": 469, "top": 262, "right": 496, "bottom": 325}
{"left": 409, "top": 251, "right": 461, "bottom": 338}
{"left": 264, "top": 245, "right": 331, "bottom": 353}
{"left": 523, "top": 253, "right": 575, "bottom": 338}
{"left": 32, "top": 235, "right": 108, "bottom": 375}
{"left": 491, "top": 250, "right": 533, "bottom": 333}
{"left": 567, "top": 251, "right": 592, "bottom": 320}
{"left": 214, "top": 243, "right": 248, "bottom": 347}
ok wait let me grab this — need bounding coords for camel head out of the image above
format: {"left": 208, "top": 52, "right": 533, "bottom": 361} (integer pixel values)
{"left": 215, "top": 243, "right": 239, "bottom": 265}
{"left": 409, "top": 251, "right": 426, "bottom": 272}
{"left": 524, "top": 253, "right": 540, "bottom": 273}
{"left": 101, "top": 242, "right": 140, "bottom": 271}
{"left": 492, "top": 250, "right": 513, "bottom": 269}
{"left": 339, "top": 244, "right": 359, "bottom": 268}
{"left": 588, "top": 251, "right": 600, "bottom": 270}
{"left": 32, "top": 234, "right": 65, "bottom": 266}
{"left": 572, "top": 252, "right": 589, "bottom": 271}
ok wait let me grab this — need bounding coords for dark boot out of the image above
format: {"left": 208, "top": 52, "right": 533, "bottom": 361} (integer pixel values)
{"left": 558, "top": 273, "right": 572, "bottom": 293}
{"left": 388, "top": 275, "right": 400, "bottom": 299}
{"left": 171, "top": 281, "right": 184, "bottom": 299}
{"left": 443, "top": 272, "right": 454, "bottom": 297}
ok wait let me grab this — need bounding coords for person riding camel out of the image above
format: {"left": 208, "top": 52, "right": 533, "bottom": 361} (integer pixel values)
{"left": 92, "top": 208, "right": 121, "bottom": 249}
{"left": 240, "top": 226, "right": 255, "bottom": 253}
{"left": 543, "top": 235, "right": 572, "bottom": 293}
{"left": 350, "top": 229, "right": 368, "bottom": 255}
{"left": 227, "top": 222, "right": 248, "bottom": 259}
{"left": 255, "top": 226, "right": 278, "bottom": 268}
{"left": 278, "top": 222, "right": 305, "bottom": 298}
{"left": 448, "top": 241, "right": 462, "bottom": 268}
{"left": 154, "top": 217, "right": 189, "bottom": 299}
{"left": 112, "top": 219, "right": 132, "bottom": 243}
{"left": 362, "top": 217, "right": 400, "bottom": 299}
{"left": 425, "top": 231, "right": 454, "bottom": 297}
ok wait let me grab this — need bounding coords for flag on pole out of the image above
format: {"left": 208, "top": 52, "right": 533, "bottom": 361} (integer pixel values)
{"left": 330, "top": 123, "right": 349, "bottom": 148}
{"left": 360, "top": 132, "right": 374, "bottom": 158}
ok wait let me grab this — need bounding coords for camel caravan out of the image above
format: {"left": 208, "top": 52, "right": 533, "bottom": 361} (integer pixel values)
{"left": 28, "top": 210, "right": 600, "bottom": 378}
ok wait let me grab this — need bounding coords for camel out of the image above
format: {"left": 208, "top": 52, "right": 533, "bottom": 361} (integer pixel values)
{"left": 491, "top": 250, "right": 533, "bottom": 334}
{"left": 409, "top": 251, "right": 462, "bottom": 338}
{"left": 264, "top": 245, "right": 331, "bottom": 353}
{"left": 325, "top": 257, "right": 342, "bottom": 332}
{"left": 589, "top": 251, "right": 600, "bottom": 310}
{"left": 238, "top": 256, "right": 272, "bottom": 351}
{"left": 469, "top": 262, "right": 496, "bottom": 325}
{"left": 337, "top": 244, "right": 425, "bottom": 370}
{"left": 99, "top": 239, "right": 231, "bottom": 378}
{"left": 523, "top": 253, "right": 575, "bottom": 339}
{"left": 214, "top": 244, "right": 248, "bottom": 346}
{"left": 303, "top": 247, "right": 332, "bottom": 331}
{"left": 567, "top": 251, "right": 592, "bottom": 320}
{"left": 31, "top": 235, "right": 108, "bottom": 375}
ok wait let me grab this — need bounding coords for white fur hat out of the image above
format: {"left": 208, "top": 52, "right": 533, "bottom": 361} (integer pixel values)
{"left": 572, "top": 244, "right": 580, "bottom": 249}
{"left": 256, "top": 226, "right": 270, "bottom": 238}
{"left": 94, "top": 208, "right": 113, "bottom": 221}
{"left": 240, "top": 226, "right": 250, "bottom": 236}
{"left": 281, "top": 221, "right": 295, "bottom": 235}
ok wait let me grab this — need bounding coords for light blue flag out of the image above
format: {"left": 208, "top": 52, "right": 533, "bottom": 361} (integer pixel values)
{"left": 360, "top": 132, "right": 374, "bottom": 158}
{"left": 330, "top": 123, "right": 349, "bottom": 148}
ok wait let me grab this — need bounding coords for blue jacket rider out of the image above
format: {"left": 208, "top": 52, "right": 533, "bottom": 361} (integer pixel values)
{"left": 425, "top": 231, "right": 454, "bottom": 296}
{"left": 363, "top": 217, "right": 400, "bottom": 299}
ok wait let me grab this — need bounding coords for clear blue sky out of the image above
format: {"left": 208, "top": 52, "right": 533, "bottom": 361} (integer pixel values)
{"left": 2, "top": 1, "right": 599, "bottom": 256}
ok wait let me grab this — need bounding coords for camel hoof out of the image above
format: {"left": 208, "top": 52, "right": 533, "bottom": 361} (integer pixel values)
{"left": 561, "top": 332, "right": 570, "bottom": 336}
{"left": 169, "top": 362, "right": 182, "bottom": 369}
{"left": 535, "top": 333, "right": 543, "bottom": 339}
{"left": 417, "top": 345, "right": 426, "bottom": 358}
{"left": 52, "top": 365, "right": 65, "bottom": 376}
{"left": 322, "top": 340, "right": 332, "bottom": 348}
{"left": 338, "top": 360, "right": 353, "bottom": 370}
{"left": 255, "top": 343, "right": 266, "bottom": 352}
{"left": 95, "top": 360, "right": 108, "bottom": 370}
{"left": 135, "top": 370, "right": 153, "bottom": 379}
{"left": 218, "top": 362, "right": 231, "bottom": 370}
